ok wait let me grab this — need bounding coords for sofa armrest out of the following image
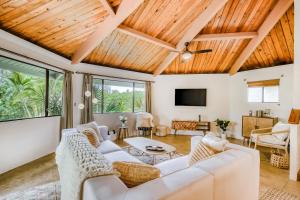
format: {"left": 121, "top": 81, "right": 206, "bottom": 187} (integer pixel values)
{"left": 83, "top": 175, "right": 128, "bottom": 200}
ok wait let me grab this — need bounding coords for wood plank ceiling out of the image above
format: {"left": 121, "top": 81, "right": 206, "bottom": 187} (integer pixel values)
{"left": 0, "top": 0, "right": 294, "bottom": 75}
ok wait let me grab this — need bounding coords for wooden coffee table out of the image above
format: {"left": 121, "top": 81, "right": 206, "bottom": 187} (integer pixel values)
{"left": 124, "top": 137, "right": 176, "bottom": 164}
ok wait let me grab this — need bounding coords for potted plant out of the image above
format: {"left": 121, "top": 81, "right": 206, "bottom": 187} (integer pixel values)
{"left": 215, "top": 119, "right": 230, "bottom": 139}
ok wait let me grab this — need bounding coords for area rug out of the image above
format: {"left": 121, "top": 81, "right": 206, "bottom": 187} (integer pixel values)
{"left": 260, "top": 187, "right": 300, "bottom": 200}
{"left": 0, "top": 181, "right": 60, "bottom": 200}
{"left": 1, "top": 148, "right": 299, "bottom": 200}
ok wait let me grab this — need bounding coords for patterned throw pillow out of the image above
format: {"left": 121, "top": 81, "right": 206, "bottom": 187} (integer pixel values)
{"left": 81, "top": 128, "right": 101, "bottom": 148}
{"left": 112, "top": 161, "right": 160, "bottom": 188}
{"left": 189, "top": 142, "right": 215, "bottom": 166}
{"left": 77, "top": 121, "right": 104, "bottom": 142}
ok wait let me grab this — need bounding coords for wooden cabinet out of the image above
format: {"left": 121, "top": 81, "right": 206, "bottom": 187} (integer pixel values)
{"left": 242, "top": 116, "right": 278, "bottom": 138}
{"left": 172, "top": 120, "right": 210, "bottom": 135}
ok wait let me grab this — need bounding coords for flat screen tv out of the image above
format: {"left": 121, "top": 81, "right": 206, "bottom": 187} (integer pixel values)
{"left": 175, "top": 89, "right": 207, "bottom": 106}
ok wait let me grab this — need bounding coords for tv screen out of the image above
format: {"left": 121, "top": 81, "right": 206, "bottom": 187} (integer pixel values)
{"left": 175, "top": 89, "right": 207, "bottom": 106}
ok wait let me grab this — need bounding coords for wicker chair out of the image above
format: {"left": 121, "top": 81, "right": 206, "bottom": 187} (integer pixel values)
{"left": 248, "top": 126, "right": 290, "bottom": 155}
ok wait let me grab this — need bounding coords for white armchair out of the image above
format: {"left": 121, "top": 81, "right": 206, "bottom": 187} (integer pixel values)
{"left": 135, "top": 112, "right": 154, "bottom": 138}
{"left": 248, "top": 122, "right": 290, "bottom": 155}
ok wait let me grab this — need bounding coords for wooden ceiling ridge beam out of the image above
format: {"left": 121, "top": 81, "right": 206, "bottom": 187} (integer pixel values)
{"left": 153, "top": 0, "right": 229, "bottom": 76}
{"left": 229, "top": 0, "right": 294, "bottom": 75}
{"left": 71, "top": 0, "right": 144, "bottom": 64}
{"left": 117, "top": 25, "right": 177, "bottom": 51}
{"left": 193, "top": 32, "right": 258, "bottom": 41}
{"left": 99, "top": 0, "right": 116, "bottom": 16}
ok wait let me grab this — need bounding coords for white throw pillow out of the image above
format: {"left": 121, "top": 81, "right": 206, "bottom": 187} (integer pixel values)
{"left": 77, "top": 121, "right": 104, "bottom": 142}
{"left": 272, "top": 122, "right": 289, "bottom": 141}
{"left": 202, "top": 133, "right": 228, "bottom": 152}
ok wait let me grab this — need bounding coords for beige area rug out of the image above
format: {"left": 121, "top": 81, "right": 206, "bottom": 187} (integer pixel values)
{"left": 1, "top": 148, "right": 299, "bottom": 200}
{"left": 260, "top": 187, "right": 300, "bottom": 200}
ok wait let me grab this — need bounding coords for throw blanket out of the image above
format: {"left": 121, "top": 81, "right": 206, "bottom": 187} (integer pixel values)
{"left": 56, "top": 132, "right": 117, "bottom": 200}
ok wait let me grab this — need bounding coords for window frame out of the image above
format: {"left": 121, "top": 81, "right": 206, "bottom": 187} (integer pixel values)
{"left": 0, "top": 56, "right": 64, "bottom": 122}
{"left": 247, "top": 85, "right": 280, "bottom": 103}
{"left": 92, "top": 77, "right": 146, "bottom": 114}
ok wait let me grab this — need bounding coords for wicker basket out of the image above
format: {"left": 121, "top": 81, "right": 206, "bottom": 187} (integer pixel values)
{"left": 270, "top": 152, "right": 289, "bottom": 169}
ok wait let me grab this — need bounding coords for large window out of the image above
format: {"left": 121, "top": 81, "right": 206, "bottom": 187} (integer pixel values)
{"left": 0, "top": 56, "right": 64, "bottom": 121}
{"left": 92, "top": 78, "right": 146, "bottom": 113}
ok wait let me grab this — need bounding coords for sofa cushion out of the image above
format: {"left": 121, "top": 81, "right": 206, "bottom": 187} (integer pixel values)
{"left": 113, "top": 161, "right": 160, "bottom": 188}
{"left": 125, "top": 166, "right": 214, "bottom": 200}
{"left": 104, "top": 151, "right": 142, "bottom": 164}
{"left": 258, "top": 135, "right": 286, "bottom": 145}
{"left": 272, "top": 122, "right": 289, "bottom": 141}
{"left": 97, "top": 140, "right": 122, "bottom": 154}
{"left": 155, "top": 156, "right": 188, "bottom": 176}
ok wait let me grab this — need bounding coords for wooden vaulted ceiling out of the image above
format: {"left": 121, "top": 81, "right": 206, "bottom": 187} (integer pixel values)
{"left": 0, "top": 0, "right": 294, "bottom": 75}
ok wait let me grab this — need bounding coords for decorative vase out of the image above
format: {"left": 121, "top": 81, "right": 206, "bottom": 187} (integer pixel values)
{"left": 221, "top": 131, "right": 227, "bottom": 139}
{"left": 121, "top": 121, "right": 126, "bottom": 127}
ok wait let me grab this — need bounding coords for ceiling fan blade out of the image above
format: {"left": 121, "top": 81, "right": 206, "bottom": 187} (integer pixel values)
{"left": 170, "top": 50, "right": 182, "bottom": 53}
{"left": 191, "top": 49, "right": 212, "bottom": 54}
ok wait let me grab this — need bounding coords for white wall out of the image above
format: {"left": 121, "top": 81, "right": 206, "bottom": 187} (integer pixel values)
{"left": 229, "top": 65, "right": 294, "bottom": 139}
{"left": 152, "top": 74, "right": 230, "bottom": 134}
{"left": 0, "top": 117, "right": 60, "bottom": 174}
{"left": 152, "top": 65, "right": 294, "bottom": 138}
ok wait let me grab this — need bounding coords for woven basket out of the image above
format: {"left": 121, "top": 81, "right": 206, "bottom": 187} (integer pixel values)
{"left": 270, "top": 152, "right": 289, "bottom": 169}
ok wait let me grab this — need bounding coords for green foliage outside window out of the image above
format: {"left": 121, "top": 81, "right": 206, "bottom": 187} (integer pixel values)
{"left": 0, "top": 56, "right": 64, "bottom": 121}
{"left": 92, "top": 79, "right": 145, "bottom": 113}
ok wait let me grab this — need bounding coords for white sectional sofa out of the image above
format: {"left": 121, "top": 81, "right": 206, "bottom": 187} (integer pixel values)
{"left": 60, "top": 129, "right": 260, "bottom": 200}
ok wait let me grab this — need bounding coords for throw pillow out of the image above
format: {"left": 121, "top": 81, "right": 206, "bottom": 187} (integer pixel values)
{"left": 112, "top": 161, "right": 160, "bottom": 188}
{"left": 140, "top": 118, "right": 151, "bottom": 127}
{"left": 272, "top": 122, "right": 290, "bottom": 141}
{"left": 81, "top": 128, "right": 101, "bottom": 148}
{"left": 202, "top": 133, "right": 228, "bottom": 152}
{"left": 189, "top": 142, "right": 215, "bottom": 166}
{"left": 77, "top": 121, "right": 104, "bottom": 142}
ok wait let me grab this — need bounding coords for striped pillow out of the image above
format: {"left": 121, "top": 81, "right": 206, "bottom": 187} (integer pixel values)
{"left": 189, "top": 142, "right": 215, "bottom": 166}
{"left": 81, "top": 128, "right": 101, "bottom": 148}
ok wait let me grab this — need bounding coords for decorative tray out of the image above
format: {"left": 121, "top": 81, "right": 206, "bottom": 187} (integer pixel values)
{"left": 145, "top": 145, "right": 165, "bottom": 152}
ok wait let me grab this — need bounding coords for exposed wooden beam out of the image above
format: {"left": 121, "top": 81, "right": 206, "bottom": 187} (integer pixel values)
{"left": 99, "top": 0, "right": 115, "bottom": 16}
{"left": 71, "top": 0, "right": 144, "bottom": 64}
{"left": 193, "top": 32, "right": 257, "bottom": 41}
{"left": 117, "top": 25, "right": 177, "bottom": 51}
{"left": 229, "top": 0, "right": 294, "bottom": 75}
{"left": 153, "top": 0, "right": 229, "bottom": 76}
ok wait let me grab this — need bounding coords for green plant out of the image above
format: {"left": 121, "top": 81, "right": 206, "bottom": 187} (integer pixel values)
{"left": 215, "top": 119, "right": 230, "bottom": 132}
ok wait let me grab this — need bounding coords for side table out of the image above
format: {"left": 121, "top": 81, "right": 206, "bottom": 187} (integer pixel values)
{"left": 118, "top": 126, "right": 129, "bottom": 139}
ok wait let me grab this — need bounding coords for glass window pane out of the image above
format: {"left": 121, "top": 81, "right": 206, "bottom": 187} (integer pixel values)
{"left": 0, "top": 56, "right": 46, "bottom": 121}
{"left": 263, "top": 86, "right": 279, "bottom": 103}
{"left": 103, "top": 80, "right": 133, "bottom": 113}
{"left": 134, "top": 83, "right": 145, "bottom": 112}
{"left": 248, "top": 87, "right": 263, "bottom": 102}
{"left": 92, "top": 79, "right": 103, "bottom": 113}
{"left": 48, "top": 71, "right": 64, "bottom": 116}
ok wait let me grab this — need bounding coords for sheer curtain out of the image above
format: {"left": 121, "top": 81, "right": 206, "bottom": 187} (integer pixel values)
{"left": 145, "top": 81, "right": 152, "bottom": 113}
{"left": 61, "top": 71, "right": 73, "bottom": 129}
{"left": 80, "top": 74, "right": 93, "bottom": 124}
